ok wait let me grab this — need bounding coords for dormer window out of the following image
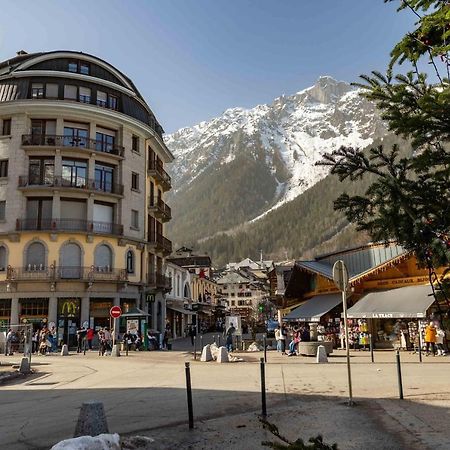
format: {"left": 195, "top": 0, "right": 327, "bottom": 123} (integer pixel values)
{"left": 68, "top": 60, "right": 78, "bottom": 73}
{"left": 31, "top": 83, "right": 44, "bottom": 99}
{"left": 80, "top": 63, "right": 89, "bottom": 75}
{"left": 68, "top": 60, "right": 90, "bottom": 75}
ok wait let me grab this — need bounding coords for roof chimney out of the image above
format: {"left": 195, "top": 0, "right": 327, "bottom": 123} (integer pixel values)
{"left": 16, "top": 50, "right": 28, "bottom": 56}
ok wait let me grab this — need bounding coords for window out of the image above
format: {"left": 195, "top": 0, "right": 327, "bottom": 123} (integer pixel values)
{"left": 126, "top": 250, "right": 134, "bottom": 274}
{"left": 132, "top": 135, "right": 139, "bottom": 153}
{"left": 19, "top": 298, "right": 49, "bottom": 317}
{"left": 64, "top": 85, "right": 77, "bottom": 100}
{"left": 29, "top": 158, "right": 54, "bottom": 185}
{"left": 131, "top": 210, "right": 139, "bottom": 229}
{"left": 131, "top": 172, "right": 139, "bottom": 191}
{"left": 0, "top": 201, "right": 5, "bottom": 220}
{"left": 80, "top": 62, "right": 89, "bottom": 75}
{"left": 95, "top": 163, "right": 114, "bottom": 192}
{"left": 0, "top": 246, "right": 6, "bottom": 271}
{"left": 2, "top": 119, "right": 11, "bottom": 135}
{"left": 0, "top": 299, "right": 11, "bottom": 317}
{"left": 68, "top": 61, "right": 78, "bottom": 72}
{"left": 26, "top": 242, "right": 46, "bottom": 269}
{"left": 0, "top": 160, "right": 8, "bottom": 177}
{"left": 62, "top": 159, "right": 87, "bottom": 188}
{"left": 108, "top": 95, "right": 118, "bottom": 110}
{"left": 31, "top": 83, "right": 44, "bottom": 99}
{"left": 97, "top": 91, "right": 107, "bottom": 107}
{"left": 230, "top": 292, "right": 235, "bottom": 297}
{"left": 64, "top": 126, "right": 89, "bottom": 147}
{"left": 46, "top": 83, "right": 59, "bottom": 99}
{"left": 79, "top": 87, "right": 91, "bottom": 104}
{"left": 96, "top": 132, "right": 115, "bottom": 153}
{"left": 94, "top": 244, "right": 113, "bottom": 271}
{"left": 231, "top": 300, "right": 235, "bottom": 306}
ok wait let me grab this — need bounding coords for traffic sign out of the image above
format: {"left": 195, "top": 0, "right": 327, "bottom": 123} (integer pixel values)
{"left": 332, "top": 260, "right": 349, "bottom": 292}
{"left": 110, "top": 306, "right": 122, "bottom": 319}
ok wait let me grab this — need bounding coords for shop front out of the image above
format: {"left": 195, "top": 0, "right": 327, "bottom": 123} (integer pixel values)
{"left": 57, "top": 298, "right": 81, "bottom": 347}
{"left": 0, "top": 299, "right": 11, "bottom": 328}
{"left": 282, "top": 294, "right": 342, "bottom": 348}
{"left": 19, "top": 298, "right": 49, "bottom": 330}
{"left": 346, "top": 284, "right": 438, "bottom": 349}
{"left": 90, "top": 298, "right": 113, "bottom": 331}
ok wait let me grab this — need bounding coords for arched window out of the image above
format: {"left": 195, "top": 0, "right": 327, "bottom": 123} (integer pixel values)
{"left": 0, "top": 246, "right": 6, "bottom": 271}
{"left": 94, "top": 244, "right": 112, "bottom": 271}
{"left": 26, "top": 242, "right": 45, "bottom": 270}
{"left": 126, "top": 250, "right": 134, "bottom": 274}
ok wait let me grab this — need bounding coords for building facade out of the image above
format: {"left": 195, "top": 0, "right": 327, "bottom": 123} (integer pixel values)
{"left": 0, "top": 51, "right": 173, "bottom": 344}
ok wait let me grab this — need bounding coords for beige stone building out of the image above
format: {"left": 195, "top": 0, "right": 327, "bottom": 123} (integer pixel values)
{"left": 0, "top": 50, "right": 173, "bottom": 345}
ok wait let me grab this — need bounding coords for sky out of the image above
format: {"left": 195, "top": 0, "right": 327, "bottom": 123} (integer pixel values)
{"left": 0, "top": 0, "right": 416, "bottom": 133}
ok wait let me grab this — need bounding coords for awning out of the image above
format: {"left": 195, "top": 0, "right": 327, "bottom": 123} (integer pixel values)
{"left": 346, "top": 285, "right": 435, "bottom": 319}
{"left": 282, "top": 294, "right": 342, "bottom": 322}
{"left": 167, "top": 305, "right": 195, "bottom": 315}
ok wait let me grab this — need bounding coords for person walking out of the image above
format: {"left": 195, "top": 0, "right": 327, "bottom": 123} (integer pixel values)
{"left": 436, "top": 326, "right": 447, "bottom": 356}
{"left": 76, "top": 326, "right": 87, "bottom": 353}
{"left": 425, "top": 321, "right": 437, "bottom": 356}
{"left": 280, "top": 324, "right": 287, "bottom": 354}
{"left": 188, "top": 324, "right": 196, "bottom": 346}
{"left": 32, "top": 330, "right": 39, "bottom": 354}
{"left": 5, "top": 328, "right": 13, "bottom": 356}
{"left": 275, "top": 326, "right": 282, "bottom": 353}
{"left": 86, "top": 327, "right": 94, "bottom": 350}
{"left": 225, "top": 322, "right": 236, "bottom": 352}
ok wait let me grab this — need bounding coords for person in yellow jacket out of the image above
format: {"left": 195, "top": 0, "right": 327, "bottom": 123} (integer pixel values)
{"left": 425, "top": 322, "right": 437, "bottom": 356}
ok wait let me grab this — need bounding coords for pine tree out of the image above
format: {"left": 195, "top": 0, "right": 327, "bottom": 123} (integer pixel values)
{"left": 318, "top": 0, "right": 450, "bottom": 278}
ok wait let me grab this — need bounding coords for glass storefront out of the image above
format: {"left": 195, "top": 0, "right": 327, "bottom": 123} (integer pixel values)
{"left": 57, "top": 298, "right": 81, "bottom": 347}
{"left": 19, "top": 298, "right": 49, "bottom": 330}
{"left": 90, "top": 298, "right": 113, "bottom": 331}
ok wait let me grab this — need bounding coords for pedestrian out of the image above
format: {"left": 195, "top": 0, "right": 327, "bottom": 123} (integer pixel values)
{"left": 5, "top": 328, "right": 13, "bottom": 356}
{"left": 436, "top": 326, "right": 447, "bottom": 356}
{"left": 188, "top": 324, "right": 196, "bottom": 346}
{"left": 425, "top": 321, "right": 437, "bottom": 356}
{"left": 280, "top": 324, "right": 287, "bottom": 353}
{"left": 76, "top": 326, "right": 87, "bottom": 353}
{"left": 287, "top": 328, "right": 300, "bottom": 356}
{"left": 275, "top": 326, "right": 282, "bottom": 353}
{"left": 49, "top": 326, "right": 57, "bottom": 352}
{"left": 86, "top": 327, "right": 94, "bottom": 350}
{"left": 225, "top": 322, "right": 236, "bottom": 352}
{"left": 32, "top": 329, "right": 39, "bottom": 354}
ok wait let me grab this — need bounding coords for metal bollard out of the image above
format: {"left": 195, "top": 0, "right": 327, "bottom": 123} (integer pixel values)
{"left": 396, "top": 350, "right": 404, "bottom": 400}
{"left": 200, "top": 334, "right": 203, "bottom": 351}
{"left": 260, "top": 357, "right": 267, "bottom": 417}
{"left": 83, "top": 339, "right": 87, "bottom": 356}
{"left": 126, "top": 341, "right": 129, "bottom": 357}
{"left": 193, "top": 336, "right": 197, "bottom": 360}
{"left": 263, "top": 334, "right": 267, "bottom": 363}
{"left": 369, "top": 334, "right": 374, "bottom": 363}
{"left": 218, "top": 334, "right": 221, "bottom": 347}
{"left": 418, "top": 342, "right": 422, "bottom": 363}
{"left": 185, "top": 362, "right": 194, "bottom": 429}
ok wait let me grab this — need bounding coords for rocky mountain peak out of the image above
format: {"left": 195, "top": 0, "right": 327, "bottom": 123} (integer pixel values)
{"left": 306, "top": 75, "right": 353, "bottom": 104}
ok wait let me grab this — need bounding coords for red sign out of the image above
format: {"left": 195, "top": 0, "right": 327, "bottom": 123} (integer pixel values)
{"left": 110, "top": 306, "right": 122, "bottom": 319}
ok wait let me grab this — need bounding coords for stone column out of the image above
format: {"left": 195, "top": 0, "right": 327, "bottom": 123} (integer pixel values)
{"left": 87, "top": 194, "right": 94, "bottom": 222}
{"left": 10, "top": 297, "right": 19, "bottom": 325}
{"left": 52, "top": 192, "right": 61, "bottom": 220}
{"left": 55, "top": 118, "right": 64, "bottom": 136}
{"left": 81, "top": 296, "right": 90, "bottom": 326}
{"left": 54, "top": 149, "right": 62, "bottom": 177}
{"left": 48, "top": 296, "right": 58, "bottom": 325}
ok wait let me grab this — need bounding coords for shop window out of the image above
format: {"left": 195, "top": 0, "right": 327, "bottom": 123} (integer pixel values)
{"left": 126, "top": 250, "right": 134, "bottom": 274}
{"left": 26, "top": 241, "right": 46, "bottom": 270}
{"left": 0, "top": 299, "right": 11, "bottom": 318}
{"left": 0, "top": 160, "right": 8, "bottom": 177}
{"left": 131, "top": 172, "right": 139, "bottom": 191}
{"left": 132, "top": 135, "right": 139, "bottom": 153}
{"left": 0, "top": 246, "right": 6, "bottom": 271}
{"left": 19, "top": 298, "right": 49, "bottom": 317}
{"left": 31, "top": 83, "right": 44, "bottom": 99}
{"left": 94, "top": 244, "right": 113, "bottom": 271}
{"left": 2, "top": 119, "right": 11, "bottom": 136}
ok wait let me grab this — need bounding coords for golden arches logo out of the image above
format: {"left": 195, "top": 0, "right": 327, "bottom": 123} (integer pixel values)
{"left": 61, "top": 300, "right": 78, "bottom": 317}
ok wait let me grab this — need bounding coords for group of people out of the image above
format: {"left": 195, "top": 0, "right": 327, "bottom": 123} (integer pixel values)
{"left": 33, "top": 326, "right": 57, "bottom": 355}
{"left": 275, "top": 324, "right": 310, "bottom": 356}
{"left": 423, "top": 321, "right": 447, "bottom": 356}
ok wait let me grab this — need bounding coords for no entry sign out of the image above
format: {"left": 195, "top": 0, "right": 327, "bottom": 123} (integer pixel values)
{"left": 110, "top": 306, "right": 122, "bottom": 319}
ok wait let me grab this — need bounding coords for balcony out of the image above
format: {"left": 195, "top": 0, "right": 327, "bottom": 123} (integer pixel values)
{"left": 18, "top": 175, "right": 124, "bottom": 196}
{"left": 148, "top": 197, "right": 171, "bottom": 222}
{"left": 6, "top": 265, "right": 127, "bottom": 282}
{"left": 16, "top": 218, "right": 124, "bottom": 236}
{"left": 148, "top": 159, "right": 171, "bottom": 191}
{"left": 148, "top": 272, "right": 172, "bottom": 290}
{"left": 21, "top": 134, "right": 125, "bottom": 157}
{"left": 148, "top": 233, "right": 172, "bottom": 255}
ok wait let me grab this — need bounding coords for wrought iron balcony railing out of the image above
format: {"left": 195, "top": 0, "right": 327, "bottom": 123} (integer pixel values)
{"left": 148, "top": 159, "right": 171, "bottom": 190}
{"left": 148, "top": 197, "right": 171, "bottom": 221}
{"left": 21, "top": 134, "right": 125, "bottom": 157}
{"left": 148, "top": 233, "right": 172, "bottom": 254}
{"left": 148, "top": 272, "right": 172, "bottom": 289}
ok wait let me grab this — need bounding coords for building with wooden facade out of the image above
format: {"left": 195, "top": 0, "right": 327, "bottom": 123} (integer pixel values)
{"left": 0, "top": 50, "right": 173, "bottom": 345}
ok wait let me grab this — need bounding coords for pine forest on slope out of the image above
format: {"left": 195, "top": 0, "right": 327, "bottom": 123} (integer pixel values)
{"left": 165, "top": 77, "right": 396, "bottom": 266}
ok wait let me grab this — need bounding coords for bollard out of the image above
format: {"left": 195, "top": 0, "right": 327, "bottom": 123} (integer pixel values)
{"left": 418, "top": 341, "right": 422, "bottom": 363}
{"left": 74, "top": 401, "right": 109, "bottom": 437}
{"left": 126, "top": 341, "right": 129, "bottom": 357}
{"left": 185, "top": 362, "right": 194, "bottom": 429}
{"left": 260, "top": 357, "right": 267, "bottom": 418}
{"left": 263, "top": 334, "right": 267, "bottom": 363}
{"left": 193, "top": 336, "right": 197, "bottom": 360}
{"left": 396, "top": 350, "right": 404, "bottom": 400}
{"left": 218, "top": 334, "right": 221, "bottom": 347}
{"left": 369, "top": 334, "right": 374, "bottom": 363}
{"left": 83, "top": 339, "right": 87, "bottom": 356}
{"left": 200, "top": 334, "right": 203, "bottom": 351}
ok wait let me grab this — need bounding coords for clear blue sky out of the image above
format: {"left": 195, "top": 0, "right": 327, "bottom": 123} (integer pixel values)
{"left": 0, "top": 0, "right": 415, "bottom": 133}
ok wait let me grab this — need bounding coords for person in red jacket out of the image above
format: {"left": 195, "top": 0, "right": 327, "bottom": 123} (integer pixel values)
{"left": 86, "top": 327, "right": 95, "bottom": 350}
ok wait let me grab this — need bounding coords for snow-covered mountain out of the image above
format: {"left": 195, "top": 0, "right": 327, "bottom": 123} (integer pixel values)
{"left": 164, "top": 76, "right": 387, "bottom": 246}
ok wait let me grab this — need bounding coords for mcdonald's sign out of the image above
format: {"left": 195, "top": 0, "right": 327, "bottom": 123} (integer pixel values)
{"left": 60, "top": 300, "right": 79, "bottom": 317}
